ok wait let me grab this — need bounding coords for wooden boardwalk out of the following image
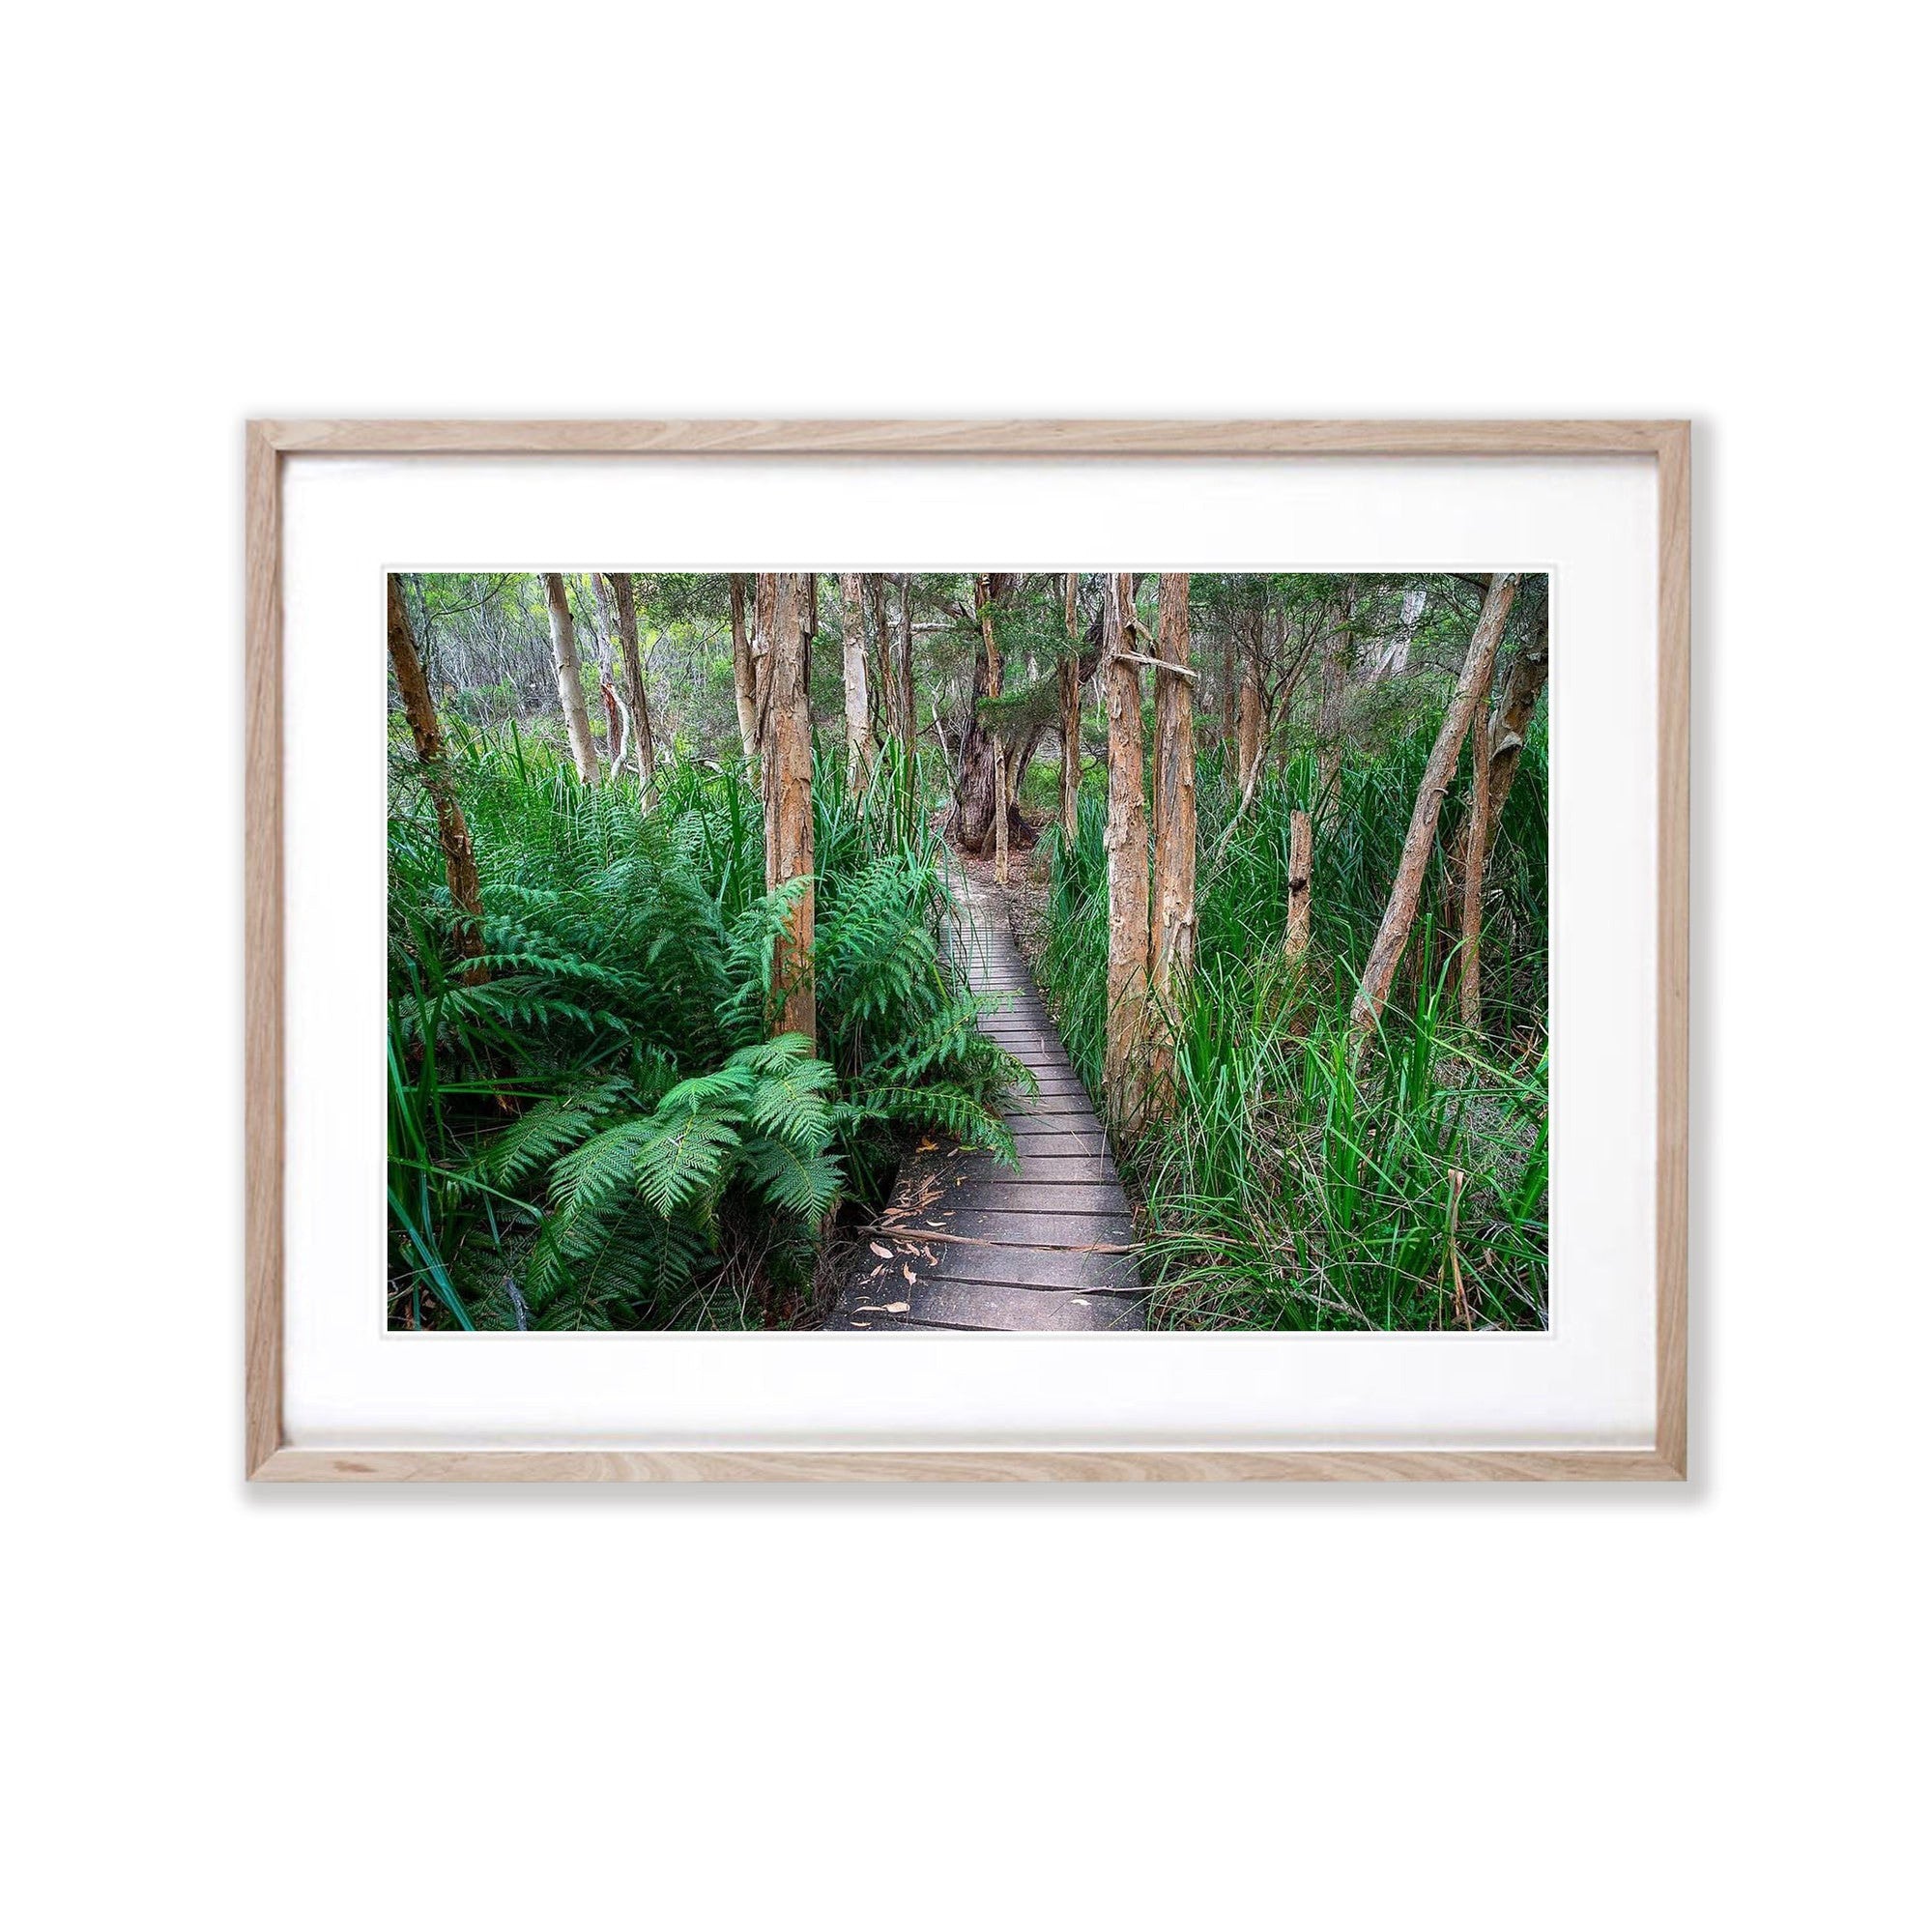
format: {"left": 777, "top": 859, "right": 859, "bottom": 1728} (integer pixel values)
{"left": 825, "top": 872, "right": 1144, "bottom": 1332}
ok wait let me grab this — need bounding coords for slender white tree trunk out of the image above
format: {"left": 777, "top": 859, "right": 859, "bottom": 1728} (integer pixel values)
{"left": 729, "top": 572, "right": 759, "bottom": 774}
{"left": 839, "top": 572, "right": 875, "bottom": 795}
{"left": 541, "top": 571, "right": 600, "bottom": 786}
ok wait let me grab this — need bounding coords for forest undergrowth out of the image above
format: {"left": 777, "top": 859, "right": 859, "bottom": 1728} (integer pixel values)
{"left": 1030, "top": 715, "right": 1550, "bottom": 1330}
{"left": 389, "top": 730, "right": 1025, "bottom": 1330}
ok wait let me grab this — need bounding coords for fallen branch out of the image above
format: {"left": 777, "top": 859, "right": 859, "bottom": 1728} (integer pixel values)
{"left": 1109, "top": 647, "right": 1198, "bottom": 680}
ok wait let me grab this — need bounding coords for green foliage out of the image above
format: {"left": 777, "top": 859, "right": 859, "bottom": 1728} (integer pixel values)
{"left": 389, "top": 735, "right": 1024, "bottom": 1330}
{"left": 1038, "top": 707, "right": 1550, "bottom": 1331}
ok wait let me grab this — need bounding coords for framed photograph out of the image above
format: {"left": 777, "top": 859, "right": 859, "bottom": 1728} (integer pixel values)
{"left": 246, "top": 418, "right": 1687, "bottom": 1482}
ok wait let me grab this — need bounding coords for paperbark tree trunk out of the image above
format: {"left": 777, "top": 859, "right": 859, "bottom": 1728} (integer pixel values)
{"left": 978, "top": 575, "right": 1010, "bottom": 883}
{"left": 1235, "top": 608, "right": 1264, "bottom": 799}
{"left": 387, "top": 576, "right": 487, "bottom": 981}
{"left": 1478, "top": 600, "right": 1550, "bottom": 861}
{"left": 541, "top": 571, "right": 600, "bottom": 786}
{"left": 608, "top": 683, "right": 631, "bottom": 772}
{"left": 949, "top": 577, "right": 1031, "bottom": 859}
{"left": 1351, "top": 572, "right": 1521, "bottom": 1043}
{"left": 894, "top": 574, "right": 918, "bottom": 829}
{"left": 604, "top": 570, "right": 655, "bottom": 804}
{"left": 868, "top": 573, "right": 893, "bottom": 743}
{"left": 1443, "top": 595, "right": 1549, "bottom": 924}
{"left": 1102, "top": 573, "right": 1151, "bottom": 1136}
{"left": 600, "top": 678, "right": 622, "bottom": 764}
{"left": 1147, "top": 574, "right": 1197, "bottom": 1121}
{"left": 1283, "top": 808, "right": 1312, "bottom": 968}
{"left": 1059, "top": 572, "right": 1081, "bottom": 850}
{"left": 838, "top": 572, "right": 876, "bottom": 796}
{"left": 1458, "top": 691, "right": 1494, "bottom": 1028}
{"left": 760, "top": 572, "right": 815, "bottom": 1050}
{"left": 728, "top": 572, "right": 759, "bottom": 772}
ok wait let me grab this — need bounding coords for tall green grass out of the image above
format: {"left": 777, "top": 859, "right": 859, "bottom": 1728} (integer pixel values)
{"left": 388, "top": 728, "right": 1023, "bottom": 1330}
{"left": 1038, "top": 716, "right": 1549, "bottom": 1330}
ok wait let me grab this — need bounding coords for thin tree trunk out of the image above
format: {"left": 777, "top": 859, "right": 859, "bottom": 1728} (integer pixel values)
{"left": 1059, "top": 572, "right": 1081, "bottom": 850}
{"left": 896, "top": 573, "right": 916, "bottom": 828}
{"left": 728, "top": 572, "right": 759, "bottom": 772}
{"left": 760, "top": 572, "right": 815, "bottom": 1050}
{"left": 600, "top": 678, "right": 622, "bottom": 765}
{"left": 1459, "top": 692, "right": 1494, "bottom": 1029}
{"left": 541, "top": 571, "right": 600, "bottom": 785}
{"left": 1147, "top": 573, "right": 1197, "bottom": 1121}
{"left": 838, "top": 572, "right": 875, "bottom": 796}
{"left": 1479, "top": 601, "right": 1550, "bottom": 861}
{"left": 609, "top": 684, "right": 631, "bottom": 773}
{"left": 387, "top": 576, "right": 487, "bottom": 980}
{"left": 1444, "top": 596, "right": 1549, "bottom": 921}
{"left": 1283, "top": 808, "right": 1312, "bottom": 968}
{"left": 869, "top": 574, "right": 893, "bottom": 742}
{"left": 1102, "top": 573, "right": 1151, "bottom": 1136}
{"left": 977, "top": 574, "right": 1009, "bottom": 883}
{"left": 1235, "top": 608, "right": 1264, "bottom": 797}
{"left": 1351, "top": 573, "right": 1521, "bottom": 1043}
{"left": 605, "top": 571, "right": 655, "bottom": 804}
{"left": 1315, "top": 582, "right": 1352, "bottom": 817}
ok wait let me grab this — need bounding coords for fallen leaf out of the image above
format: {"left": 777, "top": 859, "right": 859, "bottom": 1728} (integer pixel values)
{"left": 869, "top": 1242, "right": 893, "bottom": 1258}
{"left": 881, "top": 1300, "right": 910, "bottom": 1313}
{"left": 902, "top": 1264, "right": 918, "bottom": 1283}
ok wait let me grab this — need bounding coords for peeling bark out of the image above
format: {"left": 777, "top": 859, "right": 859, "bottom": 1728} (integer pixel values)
{"left": 1479, "top": 601, "right": 1550, "bottom": 860}
{"left": 865, "top": 573, "right": 891, "bottom": 744}
{"left": 1444, "top": 596, "right": 1549, "bottom": 922}
{"left": 1351, "top": 573, "right": 1521, "bottom": 1043}
{"left": 1283, "top": 808, "right": 1312, "bottom": 968}
{"left": 1147, "top": 573, "right": 1197, "bottom": 1120}
{"left": 839, "top": 572, "right": 876, "bottom": 795}
{"left": 760, "top": 572, "right": 815, "bottom": 1050}
{"left": 541, "top": 571, "right": 600, "bottom": 786}
{"left": 1459, "top": 688, "right": 1494, "bottom": 1028}
{"left": 895, "top": 574, "right": 917, "bottom": 825}
{"left": 1059, "top": 572, "right": 1081, "bottom": 849}
{"left": 387, "top": 576, "right": 487, "bottom": 980}
{"left": 950, "top": 575, "right": 1031, "bottom": 859}
{"left": 979, "top": 575, "right": 1010, "bottom": 883}
{"left": 728, "top": 572, "right": 759, "bottom": 772}
{"left": 1102, "top": 573, "right": 1151, "bottom": 1136}
{"left": 604, "top": 570, "right": 655, "bottom": 803}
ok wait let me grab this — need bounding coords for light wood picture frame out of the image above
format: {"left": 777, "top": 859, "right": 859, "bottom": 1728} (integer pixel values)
{"left": 245, "top": 418, "right": 1689, "bottom": 1483}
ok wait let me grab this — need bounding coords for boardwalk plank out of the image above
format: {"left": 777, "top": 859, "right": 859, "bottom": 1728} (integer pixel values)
{"left": 827, "top": 871, "right": 1142, "bottom": 1332}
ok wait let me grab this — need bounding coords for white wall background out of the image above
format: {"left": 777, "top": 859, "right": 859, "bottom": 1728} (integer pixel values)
{"left": 7, "top": 5, "right": 1926, "bottom": 1929}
